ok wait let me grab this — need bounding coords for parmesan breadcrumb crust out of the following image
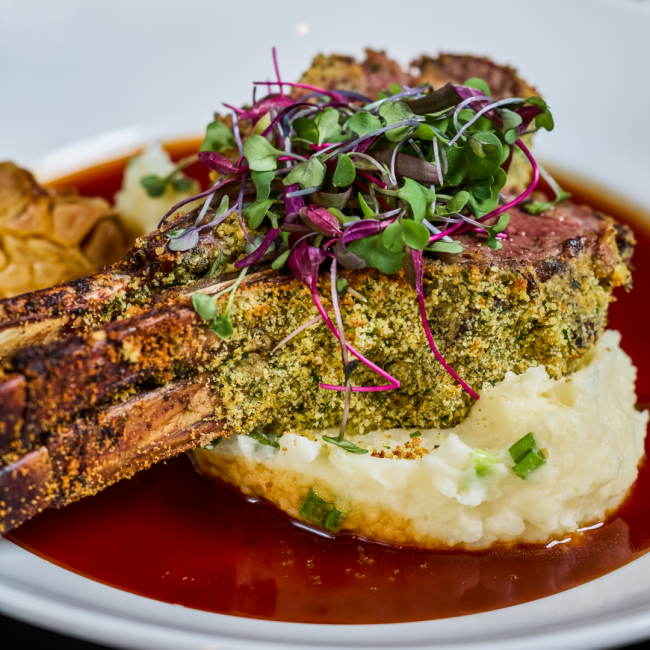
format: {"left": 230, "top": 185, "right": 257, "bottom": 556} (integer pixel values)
{"left": 186, "top": 212, "right": 631, "bottom": 437}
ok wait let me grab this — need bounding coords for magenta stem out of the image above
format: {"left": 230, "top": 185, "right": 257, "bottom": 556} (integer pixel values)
{"left": 272, "top": 47, "right": 283, "bottom": 97}
{"left": 356, "top": 170, "right": 387, "bottom": 189}
{"left": 310, "top": 276, "right": 400, "bottom": 392}
{"left": 417, "top": 290, "right": 479, "bottom": 400}
{"left": 253, "top": 81, "right": 345, "bottom": 102}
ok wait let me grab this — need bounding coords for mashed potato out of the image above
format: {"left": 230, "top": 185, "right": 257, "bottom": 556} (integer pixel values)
{"left": 114, "top": 143, "right": 200, "bottom": 236}
{"left": 194, "top": 331, "right": 647, "bottom": 549}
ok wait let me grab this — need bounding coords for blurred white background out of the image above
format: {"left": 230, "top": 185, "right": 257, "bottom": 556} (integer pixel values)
{"left": 1, "top": 0, "right": 649, "bottom": 206}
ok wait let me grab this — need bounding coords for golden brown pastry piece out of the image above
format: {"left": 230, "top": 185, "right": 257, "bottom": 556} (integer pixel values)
{"left": 0, "top": 163, "right": 127, "bottom": 299}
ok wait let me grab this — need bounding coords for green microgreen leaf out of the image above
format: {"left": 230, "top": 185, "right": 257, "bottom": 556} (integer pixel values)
{"left": 283, "top": 158, "right": 326, "bottom": 189}
{"left": 167, "top": 228, "right": 186, "bottom": 238}
{"left": 251, "top": 170, "right": 275, "bottom": 202}
{"left": 381, "top": 221, "right": 404, "bottom": 253}
{"left": 192, "top": 293, "right": 217, "bottom": 321}
{"left": 249, "top": 428, "right": 280, "bottom": 450}
{"left": 243, "top": 134, "right": 284, "bottom": 172}
{"left": 328, "top": 207, "right": 360, "bottom": 225}
{"left": 401, "top": 219, "right": 430, "bottom": 250}
{"left": 211, "top": 314, "right": 234, "bottom": 339}
{"left": 204, "top": 250, "right": 231, "bottom": 278}
{"left": 299, "top": 487, "right": 343, "bottom": 530}
{"left": 468, "top": 168, "right": 507, "bottom": 214}
{"left": 410, "top": 431, "right": 421, "bottom": 438}
{"left": 336, "top": 277, "right": 349, "bottom": 297}
{"left": 463, "top": 77, "right": 491, "bottom": 97}
{"left": 426, "top": 240, "right": 464, "bottom": 254}
{"left": 170, "top": 176, "right": 193, "bottom": 192}
{"left": 440, "top": 142, "right": 468, "bottom": 186}
{"left": 322, "top": 435, "right": 369, "bottom": 454}
{"left": 500, "top": 108, "right": 523, "bottom": 145}
{"left": 481, "top": 212, "right": 510, "bottom": 250}
{"left": 389, "top": 82, "right": 403, "bottom": 95}
{"left": 140, "top": 174, "right": 167, "bottom": 198}
{"left": 332, "top": 154, "right": 356, "bottom": 188}
{"left": 348, "top": 233, "right": 404, "bottom": 274}
{"left": 349, "top": 111, "right": 383, "bottom": 138}
{"left": 397, "top": 178, "right": 429, "bottom": 223}
{"left": 467, "top": 131, "right": 503, "bottom": 181}
{"left": 522, "top": 190, "right": 572, "bottom": 215}
{"left": 448, "top": 190, "right": 470, "bottom": 213}
{"left": 358, "top": 193, "right": 375, "bottom": 218}
{"left": 378, "top": 100, "right": 419, "bottom": 142}
{"left": 527, "top": 97, "right": 554, "bottom": 132}
{"left": 168, "top": 228, "right": 199, "bottom": 251}
{"left": 200, "top": 120, "right": 236, "bottom": 153}
{"left": 213, "top": 194, "right": 230, "bottom": 219}
{"left": 293, "top": 117, "right": 319, "bottom": 144}
{"left": 313, "top": 106, "right": 342, "bottom": 145}
{"left": 271, "top": 249, "right": 291, "bottom": 270}
{"left": 242, "top": 198, "right": 275, "bottom": 229}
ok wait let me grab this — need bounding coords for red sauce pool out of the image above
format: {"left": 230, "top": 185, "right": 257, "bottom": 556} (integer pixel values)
{"left": 8, "top": 146, "right": 650, "bottom": 625}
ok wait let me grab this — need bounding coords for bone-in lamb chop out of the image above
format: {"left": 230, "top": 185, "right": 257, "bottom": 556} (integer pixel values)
{"left": 0, "top": 51, "right": 634, "bottom": 535}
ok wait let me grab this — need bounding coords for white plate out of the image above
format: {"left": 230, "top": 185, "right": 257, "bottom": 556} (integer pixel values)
{"left": 2, "top": 0, "right": 650, "bottom": 648}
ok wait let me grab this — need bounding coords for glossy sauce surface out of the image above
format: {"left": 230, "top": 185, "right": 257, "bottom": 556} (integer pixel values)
{"left": 8, "top": 147, "right": 650, "bottom": 625}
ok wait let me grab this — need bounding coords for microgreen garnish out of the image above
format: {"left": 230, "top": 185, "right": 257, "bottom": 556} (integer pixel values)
{"left": 192, "top": 267, "right": 248, "bottom": 339}
{"left": 154, "top": 48, "right": 560, "bottom": 447}
{"left": 299, "top": 487, "right": 343, "bottom": 531}
{"left": 509, "top": 432, "right": 546, "bottom": 479}
{"left": 322, "top": 435, "right": 368, "bottom": 454}
{"left": 248, "top": 428, "right": 280, "bottom": 450}
{"left": 140, "top": 154, "right": 198, "bottom": 198}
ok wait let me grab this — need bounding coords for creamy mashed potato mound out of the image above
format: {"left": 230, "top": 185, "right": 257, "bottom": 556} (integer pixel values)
{"left": 194, "top": 331, "right": 647, "bottom": 548}
{"left": 115, "top": 142, "right": 200, "bottom": 236}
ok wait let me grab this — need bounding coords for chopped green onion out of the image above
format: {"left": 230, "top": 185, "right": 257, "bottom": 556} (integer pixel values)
{"left": 299, "top": 487, "right": 343, "bottom": 532}
{"left": 509, "top": 432, "right": 546, "bottom": 479}
{"left": 512, "top": 448, "right": 546, "bottom": 479}
{"left": 410, "top": 431, "right": 421, "bottom": 438}
{"left": 472, "top": 448, "right": 498, "bottom": 477}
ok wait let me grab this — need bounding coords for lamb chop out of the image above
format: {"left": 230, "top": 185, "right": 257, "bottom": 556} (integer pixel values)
{"left": 0, "top": 51, "right": 634, "bottom": 535}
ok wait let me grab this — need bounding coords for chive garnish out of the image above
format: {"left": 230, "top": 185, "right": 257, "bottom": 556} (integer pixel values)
{"left": 299, "top": 487, "right": 343, "bottom": 531}
{"left": 509, "top": 432, "right": 546, "bottom": 479}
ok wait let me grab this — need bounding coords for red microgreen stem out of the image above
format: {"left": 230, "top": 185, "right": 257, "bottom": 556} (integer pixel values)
{"left": 158, "top": 178, "right": 235, "bottom": 228}
{"left": 272, "top": 47, "right": 283, "bottom": 97}
{"left": 310, "top": 275, "right": 399, "bottom": 392}
{"left": 417, "top": 289, "right": 479, "bottom": 399}
{"left": 253, "top": 81, "right": 345, "bottom": 102}
{"left": 355, "top": 170, "right": 387, "bottom": 189}
{"left": 354, "top": 179, "right": 391, "bottom": 211}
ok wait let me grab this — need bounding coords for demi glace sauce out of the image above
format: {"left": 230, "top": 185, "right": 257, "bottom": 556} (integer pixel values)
{"left": 8, "top": 143, "right": 650, "bottom": 625}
